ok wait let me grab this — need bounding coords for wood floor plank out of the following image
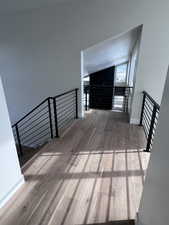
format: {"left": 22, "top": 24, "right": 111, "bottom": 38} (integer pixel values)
{"left": 0, "top": 110, "right": 150, "bottom": 225}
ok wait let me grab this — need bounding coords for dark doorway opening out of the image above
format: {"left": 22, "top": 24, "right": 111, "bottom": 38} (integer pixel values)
{"left": 89, "top": 66, "right": 115, "bottom": 110}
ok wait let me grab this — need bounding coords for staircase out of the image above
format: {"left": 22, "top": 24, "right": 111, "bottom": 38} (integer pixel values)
{"left": 12, "top": 88, "right": 79, "bottom": 164}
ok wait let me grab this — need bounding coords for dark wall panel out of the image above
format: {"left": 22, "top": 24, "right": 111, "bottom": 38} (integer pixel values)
{"left": 89, "top": 66, "right": 115, "bottom": 110}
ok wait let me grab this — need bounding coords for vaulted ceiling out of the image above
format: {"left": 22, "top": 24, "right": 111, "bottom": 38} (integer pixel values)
{"left": 83, "top": 26, "right": 140, "bottom": 76}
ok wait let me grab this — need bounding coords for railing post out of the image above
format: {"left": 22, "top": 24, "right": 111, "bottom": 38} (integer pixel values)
{"left": 124, "top": 87, "right": 129, "bottom": 113}
{"left": 15, "top": 124, "right": 23, "bottom": 156}
{"left": 75, "top": 89, "right": 78, "bottom": 119}
{"left": 48, "top": 98, "right": 53, "bottom": 139}
{"left": 146, "top": 105, "right": 157, "bottom": 152}
{"left": 53, "top": 97, "right": 59, "bottom": 137}
{"left": 140, "top": 92, "right": 146, "bottom": 126}
{"left": 112, "top": 87, "right": 115, "bottom": 110}
{"left": 85, "top": 90, "right": 88, "bottom": 111}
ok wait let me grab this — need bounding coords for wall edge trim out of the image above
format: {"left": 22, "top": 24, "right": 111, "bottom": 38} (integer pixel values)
{"left": 0, "top": 175, "right": 25, "bottom": 209}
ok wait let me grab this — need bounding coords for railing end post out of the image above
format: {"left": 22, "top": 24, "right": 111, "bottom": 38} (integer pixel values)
{"left": 75, "top": 89, "right": 78, "bottom": 119}
{"left": 140, "top": 92, "right": 146, "bottom": 126}
{"left": 15, "top": 124, "right": 23, "bottom": 156}
{"left": 146, "top": 104, "right": 157, "bottom": 152}
{"left": 48, "top": 98, "right": 54, "bottom": 139}
{"left": 53, "top": 97, "right": 59, "bottom": 138}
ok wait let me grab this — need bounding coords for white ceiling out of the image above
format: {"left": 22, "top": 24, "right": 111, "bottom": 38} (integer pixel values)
{"left": 83, "top": 27, "right": 140, "bottom": 76}
{"left": 0, "top": 0, "right": 70, "bottom": 13}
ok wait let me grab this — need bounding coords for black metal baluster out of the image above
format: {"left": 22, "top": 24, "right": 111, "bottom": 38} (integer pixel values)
{"left": 53, "top": 98, "right": 59, "bottom": 137}
{"left": 112, "top": 87, "right": 115, "bottom": 110}
{"left": 124, "top": 87, "right": 128, "bottom": 112}
{"left": 48, "top": 98, "right": 53, "bottom": 139}
{"left": 85, "top": 90, "right": 88, "bottom": 111}
{"left": 15, "top": 124, "right": 23, "bottom": 156}
{"left": 146, "top": 105, "right": 157, "bottom": 152}
{"left": 140, "top": 92, "right": 146, "bottom": 126}
{"left": 75, "top": 89, "right": 78, "bottom": 119}
{"left": 12, "top": 88, "right": 79, "bottom": 155}
{"left": 126, "top": 88, "right": 129, "bottom": 113}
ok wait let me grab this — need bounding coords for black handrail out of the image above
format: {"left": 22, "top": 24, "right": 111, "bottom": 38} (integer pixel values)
{"left": 53, "top": 88, "right": 78, "bottom": 99}
{"left": 12, "top": 97, "right": 50, "bottom": 127}
{"left": 12, "top": 88, "right": 79, "bottom": 158}
{"left": 142, "top": 91, "right": 160, "bottom": 110}
{"left": 140, "top": 91, "right": 160, "bottom": 152}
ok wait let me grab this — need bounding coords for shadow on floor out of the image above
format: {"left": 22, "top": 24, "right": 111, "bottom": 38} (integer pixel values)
{"left": 0, "top": 110, "right": 149, "bottom": 225}
{"left": 78, "top": 220, "right": 135, "bottom": 225}
{"left": 18, "top": 145, "right": 43, "bottom": 167}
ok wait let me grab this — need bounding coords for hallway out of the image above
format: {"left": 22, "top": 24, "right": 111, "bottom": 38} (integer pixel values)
{"left": 0, "top": 110, "right": 150, "bottom": 225}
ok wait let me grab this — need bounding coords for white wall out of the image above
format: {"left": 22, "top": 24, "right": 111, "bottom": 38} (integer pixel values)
{"left": 0, "top": 0, "right": 169, "bottom": 123}
{"left": 129, "top": 32, "right": 142, "bottom": 123}
{"left": 137, "top": 67, "right": 169, "bottom": 225}
{"left": 0, "top": 77, "right": 24, "bottom": 208}
{"left": 129, "top": 40, "right": 140, "bottom": 87}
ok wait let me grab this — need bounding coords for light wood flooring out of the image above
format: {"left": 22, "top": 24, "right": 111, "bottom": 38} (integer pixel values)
{"left": 0, "top": 110, "right": 150, "bottom": 225}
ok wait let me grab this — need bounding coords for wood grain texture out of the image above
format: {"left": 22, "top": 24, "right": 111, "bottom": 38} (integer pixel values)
{"left": 0, "top": 110, "right": 150, "bottom": 225}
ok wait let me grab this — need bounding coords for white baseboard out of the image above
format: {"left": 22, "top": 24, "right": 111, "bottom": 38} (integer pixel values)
{"left": 0, "top": 175, "right": 25, "bottom": 209}
{"left": 130, "top": 118, "right": 140, "bottom": 125}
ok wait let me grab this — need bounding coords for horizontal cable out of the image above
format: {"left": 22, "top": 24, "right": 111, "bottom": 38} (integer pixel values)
{"left": 12, "top": 98, "right": 50, "bottom": 127}
{"left": 58, "top": 109, "right": 75, "bottom": 122}
{"left": 142, "top": 117, "right": 150, "bottom": 136}
{"left": 57, "top": 104, "right": 75, "bottom": 116}
{"left": 56, "top": 91, "right": 75, "bottom": 101}
{"left": 57, "top": 96, "right": 75, "bottom": 104}
{"left": 144, "top": 104, "right": 153, "bottom": 117}
{"left": 143, "top": 114, "right": 150, "bottom": 130}
{"left": 143, "top": 91, "right": 160, "bottom": 109}
{"left": 20, "top": 121, "right": 49, "bottom": 140}
{"left": 23, "top": 131, "right": 50, "bottom": 147}
{"left": 53, "top": 89, "right": 77, "bottom": 99}
{"left": 19, "top": 116, "right": 49, "bottom": 135}
{"left": 58, "top": 104, "right": 76, "bottom": 113}
{"left": 18, "top": 110, "right": 49, "bottom": 130}
{"left": 143, "top": 123, "right": 148, "bottom": 138}
{"left": 143, "top": 109, "right": 152, "bottom": 123}
{"left": 145, "top": 98, "right": 154, "bottom": 110}
{"left": 18, "top": 105, "right": 48, "bottom": 128}
{"left": 144, "top": 99, "right": 153, "bottom": 110}
{"left": 56, "top": 96, "right": 76, "bottom": 107}
{"left": 21, "top": 126, "right": 50, "bottom": 144}
{"left": 58, "top": 113, "right": 74, "bottom": 127}
{"left": 143, "top": 114, "right": 151, "bottom": 130}
{"left": 58, "top": 117, "right": 74, "bottom": 130}
{"left": 57, "top": 101, "right": 75, "bottom": 113}
{"left": 142, "top": 123, "right": 148, "bottom": 139}
{"left": 12, "top": 89, "right": 78, "bottom": 128}
{"left": 58, "top": 114, "right": 74, "bottom": 127}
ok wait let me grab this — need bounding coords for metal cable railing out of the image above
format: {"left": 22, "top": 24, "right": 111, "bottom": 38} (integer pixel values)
{"left": 12, "top": 88, "right": 78, "bottom": 157}
{"left": 140, "top": 91, "right": 160, "bottom": 152}
{"left": 84, "top": 85, "right": 133, "bottom": 112}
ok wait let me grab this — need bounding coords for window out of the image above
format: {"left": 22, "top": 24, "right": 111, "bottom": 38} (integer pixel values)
{"left": 115, "top": 63, "right": 128, "bottom": 85}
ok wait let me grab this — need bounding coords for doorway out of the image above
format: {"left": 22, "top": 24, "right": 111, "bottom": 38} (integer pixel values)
{"left": 89, "top": 66, "right": 115, "bottom": 110}
{"left": 113, "top": 62, "right": 129, "bottom": 111}
{"left": 81, "top": 25, "right": 142, "bottom": 119}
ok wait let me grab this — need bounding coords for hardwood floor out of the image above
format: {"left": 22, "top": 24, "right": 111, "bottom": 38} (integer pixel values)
{"left": 0, "top": 110, "right": 150, "bottom": 225}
